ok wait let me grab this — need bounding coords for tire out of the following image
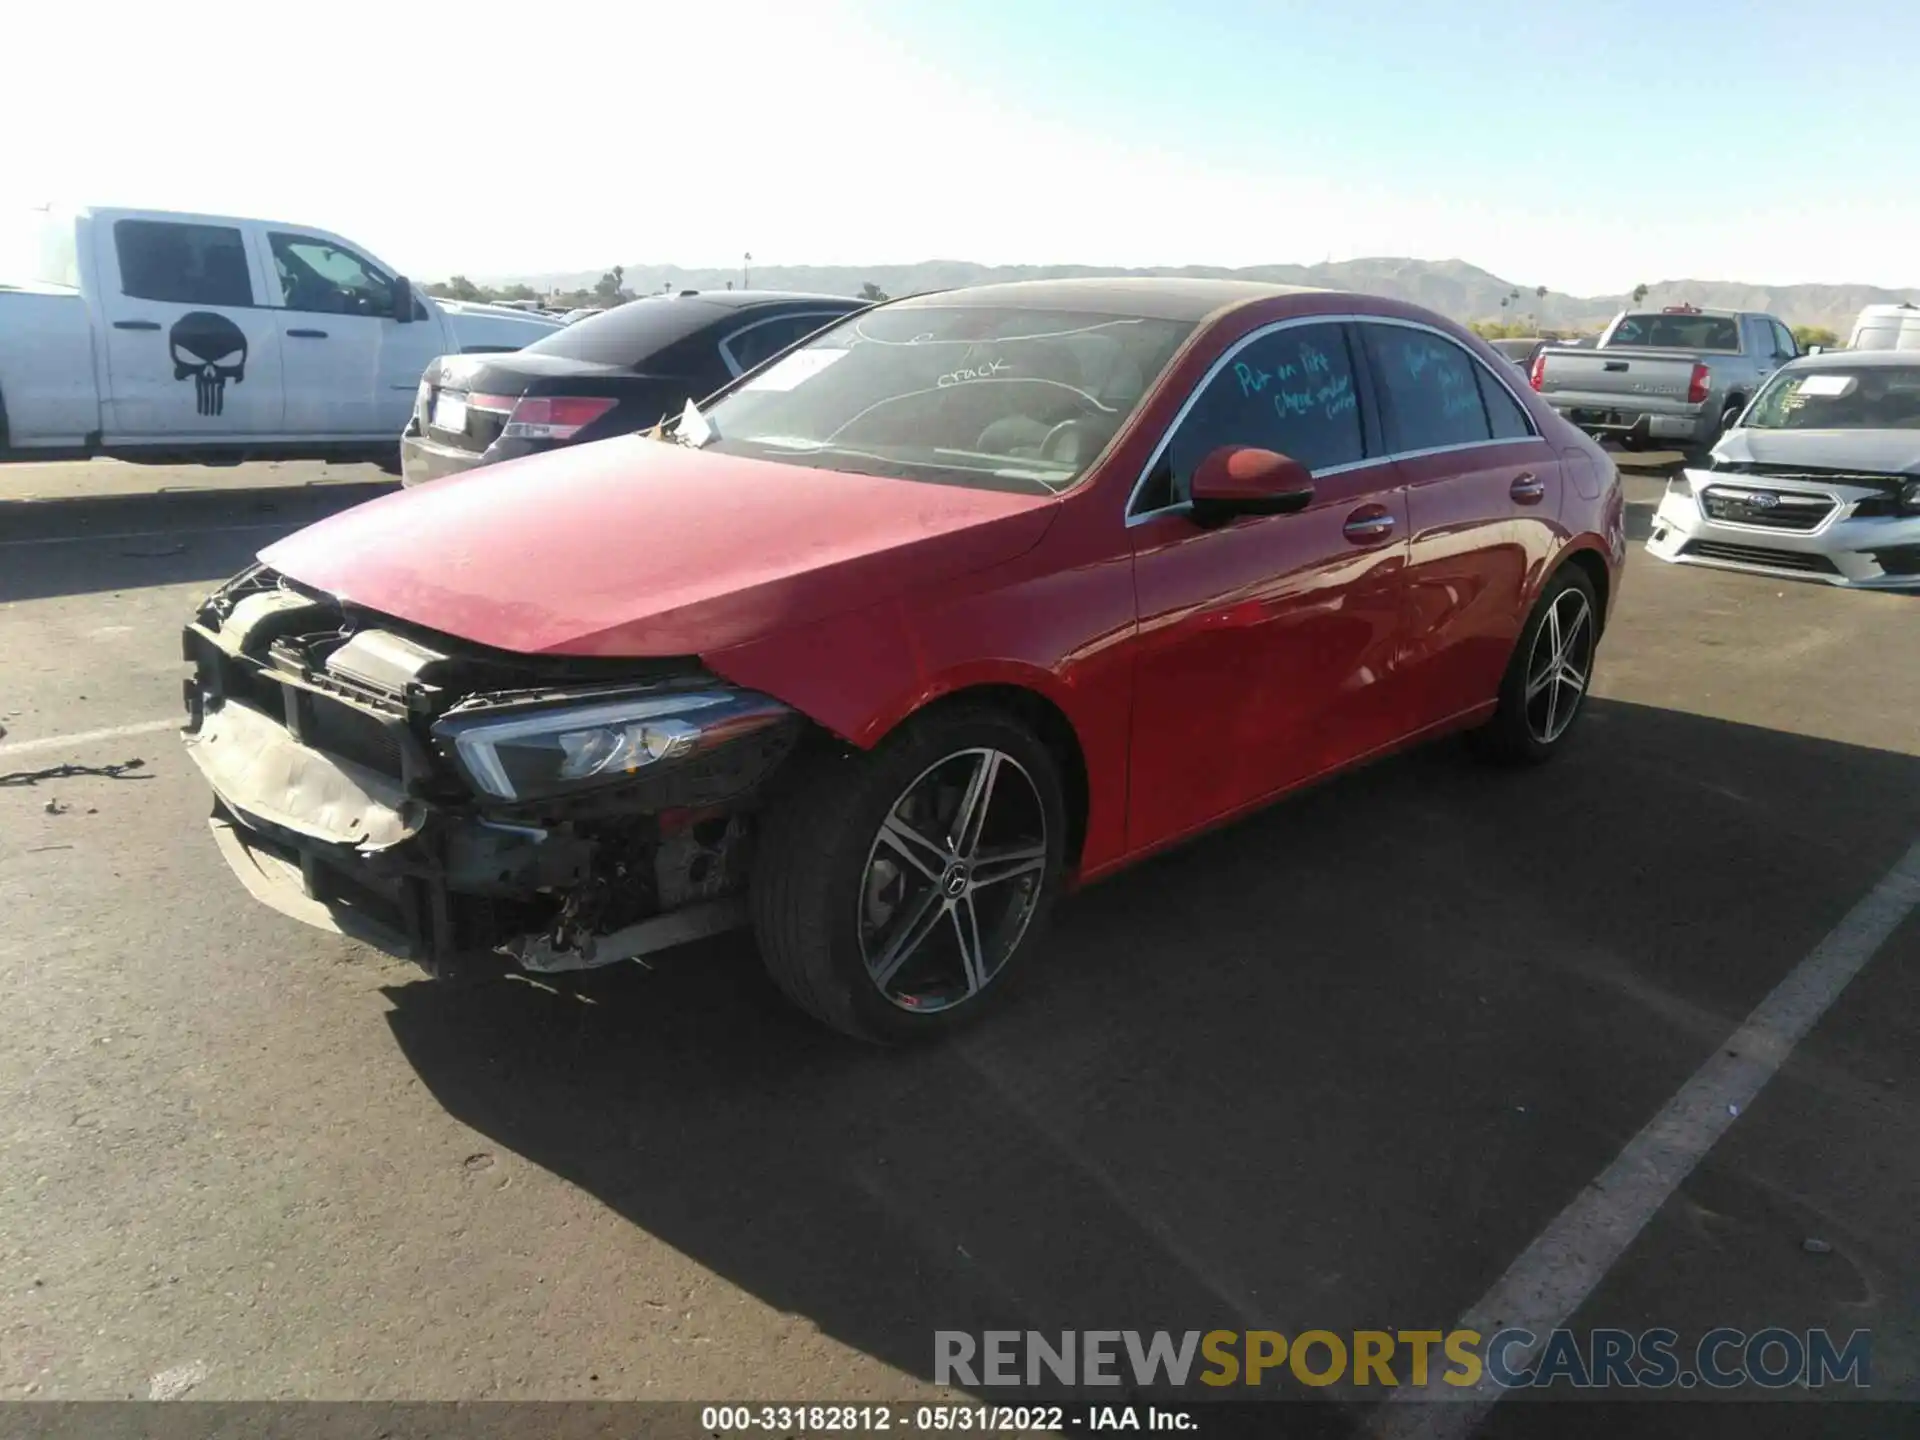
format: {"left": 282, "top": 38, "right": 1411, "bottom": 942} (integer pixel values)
{"left": 1617, "top": 433, "right": 1646, "bottom": 452}
{"left": 1716, "top": 398, "right": 1746, "bottom": 441}
{"left": 1471, "top": 564, "right": 1601, "bottom": 766}
{"left": 751, "top": 704, "right": 1068, "bottom": 1044}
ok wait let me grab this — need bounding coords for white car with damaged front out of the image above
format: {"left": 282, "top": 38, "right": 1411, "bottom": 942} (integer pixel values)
{"left": 1646, "top": 352, "right": 1920, "bottom": 589}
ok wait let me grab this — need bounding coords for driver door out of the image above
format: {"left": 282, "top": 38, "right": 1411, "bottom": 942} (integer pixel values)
{"left": 265, "top": 230, "right": 439, "bottom": 438}
{"left": 1125, "top": 320, "right": 1411, "bottom": 851}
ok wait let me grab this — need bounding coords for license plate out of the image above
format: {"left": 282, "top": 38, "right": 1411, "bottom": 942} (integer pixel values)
{"left": 432, "top": 393, "right": 468, "bottom": 433}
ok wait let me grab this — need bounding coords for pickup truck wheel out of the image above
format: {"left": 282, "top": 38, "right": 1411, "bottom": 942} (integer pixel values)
{"left": 1617, "top": 433, "right": 1645, "bottom": 452}
{"left": 1716, "top": 399, "right": 1746, "bottom": 439}
{"left": 751, "top": 706, "right": 1067, "bottom": 1044}
{"left": 1470, "top": 565, "right": 1599, "bottom": 766}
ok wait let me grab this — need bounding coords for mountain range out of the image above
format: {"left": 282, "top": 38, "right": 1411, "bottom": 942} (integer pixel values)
{"left": 491, "top": 257, "right": 1919, "bottom": 335}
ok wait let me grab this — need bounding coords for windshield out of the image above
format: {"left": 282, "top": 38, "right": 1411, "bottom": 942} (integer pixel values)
{"left": 1743, "top": 366, "right": 1920, "bottom": 431}
{"left": 684, "top": 305, "right": 1197, "bottom": 492}
{"left": 1605, "top": 312, "right": 1739, "bottom": 350}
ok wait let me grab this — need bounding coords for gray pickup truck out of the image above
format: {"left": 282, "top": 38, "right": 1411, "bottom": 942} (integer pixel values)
{"left": 1529, "top": 306, "right": 1800, "bottom": 451}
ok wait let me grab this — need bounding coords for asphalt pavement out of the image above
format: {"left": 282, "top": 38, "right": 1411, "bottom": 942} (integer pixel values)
{"left": 2, "top": 456, "right": 1916, "bottom": 1432}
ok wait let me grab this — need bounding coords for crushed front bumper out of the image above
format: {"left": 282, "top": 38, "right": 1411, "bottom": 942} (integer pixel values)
{"left": 183, "top": 685, "right": 590, "bottom": 972}
{"left": 1645, "top": 469, "right": 1920, "bottom": 589}
{"left": 180, "top": 578, "right": 795, "bottom": 974}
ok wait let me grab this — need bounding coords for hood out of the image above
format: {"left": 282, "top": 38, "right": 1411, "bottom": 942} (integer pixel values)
{"left": 258, "top": 438, "right": 1058, "bottom": 657}
{"left": 1716, "top": 427, "right": 1920, "bottom": 474}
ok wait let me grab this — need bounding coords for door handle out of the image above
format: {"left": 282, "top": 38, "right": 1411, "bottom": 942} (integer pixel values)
{"left": 286, "top": 328, "right": 329, "bottom": 339}
{"left": 112, "top": 319, "right": 162, "bottom": 331}
{"left": 1510, "top": 472, "right": 1546, "bottom": 505}
{"left": 1343, "top": 507, "right": 1396, "bottom": 544}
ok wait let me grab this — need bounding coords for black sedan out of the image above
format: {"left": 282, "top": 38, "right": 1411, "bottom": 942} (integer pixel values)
{"left": 400, "top": 290, "right": 867, "bottom": 485}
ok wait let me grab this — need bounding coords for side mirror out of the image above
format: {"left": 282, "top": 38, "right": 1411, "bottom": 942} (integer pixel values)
{"left": 1806, "top": 345, "right": 1824, "bottom": 356}
{"left": 1188, "top": 445, "right": 1314, "bottom": 527}
{"left": 391, "top": 275, "right": 415, "bottom": 323}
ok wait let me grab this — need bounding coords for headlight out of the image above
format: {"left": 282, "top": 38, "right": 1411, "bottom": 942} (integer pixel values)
{"left": 434, "top": 687, "right": 792, "bottom": 801}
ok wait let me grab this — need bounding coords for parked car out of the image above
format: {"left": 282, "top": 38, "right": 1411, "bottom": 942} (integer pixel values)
{"left": 181, "top": 279, "right": 1624, "bottom": 1043}
{"left": 1489, "top": 337, "right": 1549, "bottom": 370}
{"left": 1847, "top": 302, "right": 1920, "bottom": 352}
{"left": 0, "top": 206, "right": 558, "bottom": 468}
{"left": 561, "top": 307, "right": 607, "bottom": 325}
{"left": 1646, "top": 351, "right": 1920, "bottom": 588}
{"left": 399, "top": 290, "right": 867, "bottom": 485}
{"left": 1529, "top": 304, "right": 1798, "bottom": 452}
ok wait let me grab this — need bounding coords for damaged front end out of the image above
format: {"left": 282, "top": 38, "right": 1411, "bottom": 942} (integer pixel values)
{"left": 181, "top": 565, "right": 802, "bottom": 975}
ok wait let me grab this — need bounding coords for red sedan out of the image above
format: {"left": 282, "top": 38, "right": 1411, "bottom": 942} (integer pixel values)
{"left": 181, "top": 279, "right": 1625, "bottom": 1043}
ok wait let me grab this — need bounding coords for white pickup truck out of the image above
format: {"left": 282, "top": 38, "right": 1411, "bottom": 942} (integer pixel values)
{"left": 0, "top": 206, "right": 560, "bottom": 468}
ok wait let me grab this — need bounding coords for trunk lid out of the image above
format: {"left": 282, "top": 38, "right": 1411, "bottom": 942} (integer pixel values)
{"left": 259, "top": 436, "right": 1059, "bottom": 657}
{"left": 1536, "top": 346, "right": 1704, "bottom": 403}
{"left": 421, "top": 352, "right": 669, "bottom": 454}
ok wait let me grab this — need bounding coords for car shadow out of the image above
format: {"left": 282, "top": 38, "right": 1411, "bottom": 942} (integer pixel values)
{"left": 379, "top": 699, "right": 1920, "bottom": 1416}
{"left": 0, "top": 481, "right": 395, "bottom": 603}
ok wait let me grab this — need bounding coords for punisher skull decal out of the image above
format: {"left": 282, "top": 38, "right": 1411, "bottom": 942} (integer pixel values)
{"left": 168, "top": 312, "right": 248, "bottom": 417}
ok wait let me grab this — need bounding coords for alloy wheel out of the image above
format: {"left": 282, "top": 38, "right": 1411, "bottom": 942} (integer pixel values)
{"left": 1524, "top": 588, "right": 1594, "bottom": 745}
{"left": 857, "top": 747, "right": 1049, "bottom": 1012}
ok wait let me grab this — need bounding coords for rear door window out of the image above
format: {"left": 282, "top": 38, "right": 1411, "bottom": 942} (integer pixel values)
{"left": 1475, "top": 363, "right": 1535, "bottom": 440}
{"left": 1361, "top": 325, "right": 1496, "bottom": 453}
{"left": 114, "top": 220, "right": 253, "bottom": 306}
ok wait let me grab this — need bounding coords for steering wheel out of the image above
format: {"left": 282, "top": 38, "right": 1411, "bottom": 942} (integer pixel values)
{"left": 1040, "top": 418, "right": 1094, "bottom": 466}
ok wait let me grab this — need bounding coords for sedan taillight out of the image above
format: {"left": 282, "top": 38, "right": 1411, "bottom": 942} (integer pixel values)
{"left": 468, "top": 393, "right": 619, "bottom": 441}
{"left": 1686, "top": 363, "right": 1711, "bottom": 405}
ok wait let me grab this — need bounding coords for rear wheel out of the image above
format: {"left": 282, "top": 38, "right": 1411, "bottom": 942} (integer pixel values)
{"left": 1471, "top": 565, "right": 1600, "bottom": 765}
{"left": 751, "top": 705, "right": 1067, "bottom": 1043}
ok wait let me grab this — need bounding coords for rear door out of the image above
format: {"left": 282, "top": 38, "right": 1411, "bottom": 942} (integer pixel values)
{"left": 95, "top": 217, "right": 284, "bottom": 440}
{"left": 1126, "top": 318, "right": 1410, "bottom": 849}
{"left": 265, "top": 229, "right": 440, "bottom": 437}
{"left": 1357, "top": 320, "right": 1564, "bottom": 727}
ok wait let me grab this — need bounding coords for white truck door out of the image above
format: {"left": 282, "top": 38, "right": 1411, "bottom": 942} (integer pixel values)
{"left": 262, "top": 228, "right": 441, "bottom": 438}
{"left": 95, "top": 215, "right": 285, "bottom": 441}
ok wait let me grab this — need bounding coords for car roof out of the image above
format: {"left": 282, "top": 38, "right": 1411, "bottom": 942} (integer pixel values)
{"left": 663, "top": 289, "right": 862, "bottom": 309}
{"left": 889, "top": 276, "right": 1328, "bottom": 322}
{"left": 1786, "top": 348, "right": 1920, "bottom": 370}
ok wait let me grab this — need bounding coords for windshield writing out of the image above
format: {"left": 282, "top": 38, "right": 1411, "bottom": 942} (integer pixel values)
{"left": 1745, "top": 368, "right": 1920, "bottom": 430}
{"left": 691, "top": 306, "right": 1196, "bottom": 492}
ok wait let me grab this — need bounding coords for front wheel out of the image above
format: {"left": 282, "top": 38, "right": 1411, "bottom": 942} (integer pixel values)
{"left": 1471, "top": 565, "right": 1600, "bottom": 765}
{"left": 751, "top": 706, "right": 1068, "bottom": 1043}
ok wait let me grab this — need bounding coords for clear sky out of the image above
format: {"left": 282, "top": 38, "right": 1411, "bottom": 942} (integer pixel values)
{"left": 4, "top": 0, "right": 1912, "bottom": 295}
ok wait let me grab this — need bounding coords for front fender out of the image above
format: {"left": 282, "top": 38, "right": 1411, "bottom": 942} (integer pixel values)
{"left": 701, "top": 537, "right": 1140, "bottom": 874}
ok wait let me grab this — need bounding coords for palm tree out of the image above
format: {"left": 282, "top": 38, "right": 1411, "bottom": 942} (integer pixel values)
{"left": 1632, "top": 283, "right": 1650, "bottom": 305}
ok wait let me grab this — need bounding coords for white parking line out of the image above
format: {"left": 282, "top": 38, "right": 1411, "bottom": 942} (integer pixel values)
{"left": 0, "top": 717, "right": 179, "bottom": 761}
{"left": 0, "top": 520, "right": 296, "bottom": 549}
{"left": 1371, "top": 837, "right": 1920, "bottom": 1438}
